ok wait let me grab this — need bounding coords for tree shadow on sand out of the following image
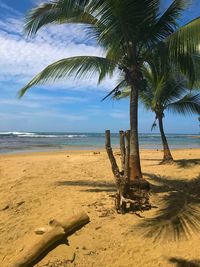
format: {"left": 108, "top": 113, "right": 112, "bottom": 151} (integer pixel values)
{"left": 174, "top": 159, "right": 200, "bottom": 168}
{"left": 138, "top": 173, "right": 200, "bottom": 242}
{"left": 169, "top": 257, "right": 200, "bottom": 267}
{"left": 142, "top": 158, "right": 200, "bottom": 168}
{"left": 55, "top": 180, "right": 116, "bottom": 193}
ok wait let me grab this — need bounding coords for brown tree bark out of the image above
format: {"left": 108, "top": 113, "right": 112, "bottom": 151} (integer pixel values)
{"left": 9, "top": 212, "right": 90, "bottom": 267}
{"left": 105, "top": 129, "right": 150, "bottom": 212}
{"left": 123, "top": 64, "right": 149, "bottom": 190}
{"left": 129, "top": 85, "right": 142, "bottom": 180}
{"left": 105, "top": 130, "right": 121, "bottom": 182}
{"left": 119, "top": 130, "right": 126, "bottom": 173}
{"left": 158, "top": 115, "right": 173, "bottom": 162}
{"left": 105, "top": 130, "right": 127, "bottom": 212}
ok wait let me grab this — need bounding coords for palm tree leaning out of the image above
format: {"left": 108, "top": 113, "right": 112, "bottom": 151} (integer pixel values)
{"left": 142, "top": 84, "right": 200, "bottom": 164}
{"left": 113, "top": 59, "right": 200, "bottom": 163}
{"left": 19, "top": 1, "right": 200, "bottom": 211}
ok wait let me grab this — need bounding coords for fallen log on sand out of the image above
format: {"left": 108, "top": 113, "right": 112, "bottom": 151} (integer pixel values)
{"left": 9, "top": 212, "right": 90, "bottom": 267}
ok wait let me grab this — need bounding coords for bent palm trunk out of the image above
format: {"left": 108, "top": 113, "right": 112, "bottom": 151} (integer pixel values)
{"left": 158, "top": 115, "right": 173, "bottom": 162}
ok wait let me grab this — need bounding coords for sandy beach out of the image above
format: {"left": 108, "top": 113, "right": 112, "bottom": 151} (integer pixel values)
{"left": 0, "top": 148, "right": 200, "bottom": 267}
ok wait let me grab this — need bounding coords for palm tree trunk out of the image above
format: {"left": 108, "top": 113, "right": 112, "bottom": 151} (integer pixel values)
{"left": 158, "top": 115, "right": 173, "bottom": 162}
{"left": 129, "top": 85, "right": 142, "bottom": 180}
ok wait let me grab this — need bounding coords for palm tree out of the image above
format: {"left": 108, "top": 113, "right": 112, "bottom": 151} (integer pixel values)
{"left": 113, "top": 60, "right": 200, "bottom": 163}
{"left": 18, "top": 0, "right": 200, "bottom": 210}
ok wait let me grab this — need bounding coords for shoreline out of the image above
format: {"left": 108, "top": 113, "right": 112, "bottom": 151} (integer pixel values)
{"left": 0, "top": 147, "right": 199, "bottom": 157}
{"left": 0, "top": 145, "right": 200, "bottom": 156}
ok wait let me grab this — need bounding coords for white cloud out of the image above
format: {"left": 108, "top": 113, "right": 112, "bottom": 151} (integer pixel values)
{"left": 0, "top": 1, "right": 21, "bottom": 16}
{"left": 0, "top": 110, "right": 88, "bottom": 121}
{"left": 0, "top": 0, "right": 122, "bottom": 96}
{"left": 25, "top": 94, "right": 88, "bottom": 103}
{"left": 0, "top": 15, "right": 117, "bottom": 90}
{"left": 110, "top": 111, "right": 127, "bottom": 119}
{"left": 0, "top": 28, "right": 101, "bottom": 76}
{"left": 0, "top": 99, "right": 40, "bottom": 108}
{"left": 0, "top": 1, "right": 120, "bottom": 132}
{"left": 31, "top": 111, "right": 88, "bottom": 121}
{"left": 0, "top": 94, "right": 88, "bottom": 109}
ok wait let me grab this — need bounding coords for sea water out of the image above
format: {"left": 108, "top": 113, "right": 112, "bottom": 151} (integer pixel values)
{"left": 0, "top": 132, "right": 199, "bottom": 154}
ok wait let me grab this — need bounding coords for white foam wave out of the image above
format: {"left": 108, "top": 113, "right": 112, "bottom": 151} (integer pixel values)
{"left": 65, "top": 135, "right": 87, "bottom": 138}
{"left": 0, "top": 131, "right": 36, "bottom": 136}
{"left": 0, "top": 132, "right": 87, "bottom": 138}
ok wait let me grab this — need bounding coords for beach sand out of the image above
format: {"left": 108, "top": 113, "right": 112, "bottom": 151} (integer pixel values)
{"left": 0, "top": 148, "right": 200, "bottom": 267}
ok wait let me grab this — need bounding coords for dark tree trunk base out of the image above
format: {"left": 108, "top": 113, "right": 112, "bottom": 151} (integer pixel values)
{"left": 129, "top": 179, "right": 150, "bottom": 191}
{"left": 158, "top": 116, "right": 174, "bottom": 164}
{"left": 160, "top": 157, "right": 174, "bottom": 165}
{"left": 115, "top": 187, "right": 151, "bottom": 214}
{"left": 105, "top": 130, "right": 151, "bottom": 214}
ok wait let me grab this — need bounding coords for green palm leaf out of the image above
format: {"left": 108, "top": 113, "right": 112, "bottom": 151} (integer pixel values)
{"left": 101, "top": 79, "right": 127, "bottom": 102}
{"left": 18, "top": 56, "right": 116, "bottom": 97}
{"left": 166, "top": 17, "right": 200, "bottom": 83}
{"left": 141, "top": 0, "right": 188, "bottom": 48}
{"left": 113, "top": 87, "right": 130, "bottom": 100}
{"left": 24, "top": 0, "right": 91, "bottom": 36}
{"left": 167, "top": 93, "right": 200, "bottom": 115}
{"left": 167, "top": 16, "right": 200, "bottom": 55}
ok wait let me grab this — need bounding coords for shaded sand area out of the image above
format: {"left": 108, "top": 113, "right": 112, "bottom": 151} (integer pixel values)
{"left": 0, "top": 149, "right": 200, "bottom": 267}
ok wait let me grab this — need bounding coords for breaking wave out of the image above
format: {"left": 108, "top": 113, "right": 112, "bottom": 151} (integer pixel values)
{"left": 0, "top": 132, "right": 87, "bottom": 138}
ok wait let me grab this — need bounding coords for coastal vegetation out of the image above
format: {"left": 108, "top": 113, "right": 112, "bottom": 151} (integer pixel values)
{"left": 19, "top": 0, "right": 200, "bottom": 212}
{"left": 113, "top": 52, "right": 200, "bottom": 163}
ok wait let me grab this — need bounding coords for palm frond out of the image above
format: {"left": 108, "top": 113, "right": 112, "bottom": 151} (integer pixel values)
{"left": 24, "top": 0, "right": 91, "bottom": 37}
{"left": 160, "top": 75, "right": 187, "bottom": 106}
{"left": 167, "top": 93, "right": 200, "bottom": 115}
{"left": 142, "top": 0, "right": 189, "bottom": 48}
{"left": 166, "top": 16, "right": 200, "bottom": 83}
{"left": 138, "top": 174, "right": 200, "bottom": 242}
{"left": 151, "top": 118, "right": 157, "bottom": 131}
{"left": 18, "top": 56, "right": 116, "bottom": 97}
{"left": 113, "top": 87, "right": 131, "bottom": 100}
{"left": 87, "top": 0, "right": 161, "bottom": 57}
{"left": 101, "top": 80, "right": 127, "bottom": 102}
{"left": 167, "top": 16, "right": 200, "bottom": 55}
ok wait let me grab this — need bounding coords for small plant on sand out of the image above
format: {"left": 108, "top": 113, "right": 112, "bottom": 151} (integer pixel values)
{"left": 19, "top": 0, "right": 200, "bottom": 213}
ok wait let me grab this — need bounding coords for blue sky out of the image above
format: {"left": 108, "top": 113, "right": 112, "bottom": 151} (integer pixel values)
{"left": 0, "top": 0, "right": 199, "bottom": 133}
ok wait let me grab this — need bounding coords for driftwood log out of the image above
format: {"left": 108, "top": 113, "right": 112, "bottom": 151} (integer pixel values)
{"left": 9, "top": 212, "right": 90, "bottom": 267}
{"left": 105, "top": 130, "right": 150, "bottom": 213}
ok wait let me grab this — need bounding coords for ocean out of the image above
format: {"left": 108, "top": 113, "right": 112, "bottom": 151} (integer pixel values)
{"left": 0, "top": 132, "right": 199, "bottom": 154}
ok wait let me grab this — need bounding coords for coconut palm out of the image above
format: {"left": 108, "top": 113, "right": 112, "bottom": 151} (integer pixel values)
{"left": 142, "top": 87, "right": 200, "bottom": 163}
{"left": 113, "top": 62, "right": 200, "bottom": 163}
{"left": 18, "top": 0, "right": 200, "bottom": 205}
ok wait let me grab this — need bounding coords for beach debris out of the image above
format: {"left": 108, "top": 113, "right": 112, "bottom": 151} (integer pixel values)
{"left": 34, "top": 227, "right": 47, "bottom": 235}
{"left": 99, "top": 208, "right": 115, "bottom": 218}
{"left": 9, "top": 212, "right": 90, "bottom": 267}
{"left": 0, "top": 200, "right": 25, "bottom": 212}
{"left": 93, "top": 151, "right": 100, "bottom": 155}
{"left": 37, "top": 255, "right": 76, "bottom": 267}
{"left": 0, "top": 203, "right": 9, "bottom": 211}
{"left": 16, "top": 201, "right": 25, "bottom": 207}
{"left": 85, "top": 250, "right": 96, "bottom": 256}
